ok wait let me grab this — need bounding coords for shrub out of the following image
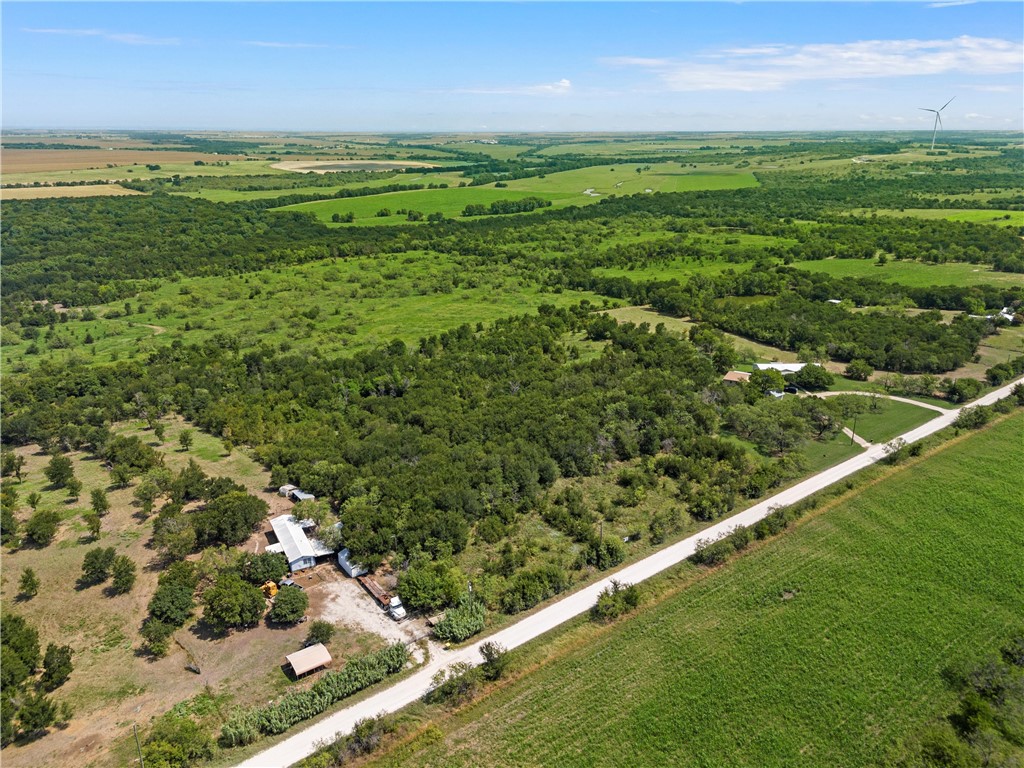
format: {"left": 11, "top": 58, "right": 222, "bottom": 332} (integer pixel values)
{"left": 81, "top": 547, "right": 116, "bottom": 585}
{"left": 434, "top": 594, "right": 485, "bottom": 643}
{"left": 306, "top": 620, "right": 335, "bottom": 647}
{"left": 591, "top": 580, "right": 642, "bottom": 623}
{"left": 40, "top": 644, "right": 73, "bottom": 691}
{"left": 110, "top": 555, "right": 137, "bottom": 594}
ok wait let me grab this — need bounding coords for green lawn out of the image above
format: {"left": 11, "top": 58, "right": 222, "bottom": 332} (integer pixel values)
{"left": 369, "top": 412, "right": 1024, "bottom": 768}
{"left": 793, "top": 257, "right": 1024, "bottom": 288}
{"left": 843, "top": 398, "right": 936, "bottom": 444}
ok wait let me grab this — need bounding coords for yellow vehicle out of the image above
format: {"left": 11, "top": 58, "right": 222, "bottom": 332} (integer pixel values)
{"left": 262, "top": 581, "right": 279, "bottom": 598}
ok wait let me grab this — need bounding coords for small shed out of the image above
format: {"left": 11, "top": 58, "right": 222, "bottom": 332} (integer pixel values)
{"left": 337, "top": 548, "right": 368, "bottom": 578}
{"left": 286, "top": 643, "right": 332, "bottom": 678}
{"left": 290, "top": 489, "right": 316, "bottom": 503}
{"left": 278, "top": 484, "right": 298, "bottom": 497}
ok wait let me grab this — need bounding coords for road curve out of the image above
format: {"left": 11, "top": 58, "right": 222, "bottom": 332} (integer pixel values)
{"left": 237, "top": 378, "right": 1022, "bottom": 768}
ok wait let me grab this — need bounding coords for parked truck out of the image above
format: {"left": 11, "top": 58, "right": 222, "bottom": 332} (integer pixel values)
{"left": 357, "top": 575, "right": 407, "bottom": 621}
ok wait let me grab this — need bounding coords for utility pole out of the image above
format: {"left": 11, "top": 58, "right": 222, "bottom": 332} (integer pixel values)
{"left": 598, "top": 520, "right": 604, "bottom": 570}
{"left": 850, "top": 415, "right": 858, "bottom": 445}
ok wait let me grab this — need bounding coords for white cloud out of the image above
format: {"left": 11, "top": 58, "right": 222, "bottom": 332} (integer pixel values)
{"left": 607, "top": 36, "right": 1023, "bottom": 92}
{"left": 23, "top": 27, "right": 179, "bottom": 46}
{"left": 454, "top": 78, "right": 572, "bottom": 96}
{"left": 243, "top": 41, "right": 330, "bottom": 49}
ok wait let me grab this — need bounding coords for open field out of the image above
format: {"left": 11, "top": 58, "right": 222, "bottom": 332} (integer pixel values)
{"left": 0, "top": 418, "right": 387, "bottom": 768}
{"left": 0, "top": 184, "right": 145, "bottom": 200}
{"left": 858, "top": 208, "right": 1024, "bottom": 227}
{"left": 793, "top": 257, "right": 1024, "bottom": 288}
{"left": 276, "top": 163, "right": 759, "bottom": 226}
{"left": 367, "top": 412, "right": 1024, "bottom": 768}
{"left": 1, "top": 158, "right": 287, "bottom": 186}
{"left": 0, "top": 148, "right": 250, "bottom": 174}
{"left": 0, "top": 251, "right": 603, "bottom": 372}
{"left": 177, "top": 171, "right": 469, "bottom": 203}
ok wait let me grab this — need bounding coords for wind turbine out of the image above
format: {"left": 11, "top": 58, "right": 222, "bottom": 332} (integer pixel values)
{"left": 919, "top": 97, "right": 955, "bottom": 151}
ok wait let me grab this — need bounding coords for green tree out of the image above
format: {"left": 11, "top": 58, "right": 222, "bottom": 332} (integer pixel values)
{"left": 110, "top": 465, "right": 133, "bottom": 489}
{"left": 178, "top": 429, "right": 194, "bottom": 452}
{"left": 80, "top": 546, "right": 116, "bottom": 585}
{"left": 66, "top": 477, "right": 83, "bottom": 501}
{"left": 306, "top": 620, "right": 335, "bottom": 646}
{"left": 153, "top": 423, "right": 167, "bottom": 443}
{"left": 43, "top": 454, "right": 74, "bottom": 489}
{"left": 398, "top": 559, "right": 465, "bottom": 612}
{"left": 268, "top": 587, "right": 309, "bottom": 624}
{"left": 110, "top": 555, "right": 137, "bottom": 594}
{"left": 748, "top": 368, "right": 786, "bottom": 396}
{"left": 133, "top": 478, "right": 160, "bottom": 516}
{"left": 40, "top": 644, "right": 73, "bottom": 690}
{"left": 23, "top": 509, "right": 60, "bottom": 547}
{"left": 202, "top": 572, "right": 265, "bottom": 632}
{"left": 26, "top": 492, "right": 41, "bottom": 511}
{"left": 18, "top": 568, "right": 40, "bottom": 599}
{"left": 1, "top": 452, "right": 25, "bottom": 481}
{"left": 90, "top": 488, "right": 110, "bottom": 517}
{"left": 238, "top": 551, "right": 289, "bottom": 585}
{"left": 82, "top": 510, "right": 101, "bottom": 540}
{"left": 192, "top": 491, "right": 268, "bottom": 547}
{"left": 16, "top": 690, "right": 56, "bottom": 736}
{"left": 845, "top": 359, "right": 874, "bottom": 381}
{"left": 790, "top": 364, "right": 835, "bottom": 391}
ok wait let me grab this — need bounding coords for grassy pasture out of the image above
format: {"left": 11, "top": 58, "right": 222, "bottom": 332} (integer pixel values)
{"left": 176, "top": 171, "right": 469, "bottom": 203}
{"left": 858, "top": 208, "right": 1024, "bottom": 228}
{"left": 276, "top": 163, "right": 759, "bottom": 226}
{"left": 1, "top": 251, "right": 602, "bottom": 372}
{"left": 793, "top": 257, "right": 1024, "bottom": 288}
{"left": 369, "top": 412, "right": 1024, "bottom": 768}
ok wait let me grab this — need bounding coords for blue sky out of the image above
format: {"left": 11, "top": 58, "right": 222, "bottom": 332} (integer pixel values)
{"left": 3, "top": 2, "right": 1021, "bottom": 131}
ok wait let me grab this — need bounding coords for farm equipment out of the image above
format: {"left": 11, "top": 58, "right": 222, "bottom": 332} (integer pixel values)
{"left": 261, "top": 581, "right": 279, "bottom": 598}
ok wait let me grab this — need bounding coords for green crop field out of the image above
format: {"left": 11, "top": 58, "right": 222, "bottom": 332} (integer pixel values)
{"left": 504, "top": 163, "right": 759, "bottom": 197}
{"left": 793, "top": 257, "right": 1024, "bottom": 288}
{"left": 369, "top": 412, "right": 1024, "bottom": 768}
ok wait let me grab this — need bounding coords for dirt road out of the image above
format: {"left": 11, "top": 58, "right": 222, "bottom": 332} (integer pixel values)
{"left": 237, "top": 378, "right": 1022, "bottom": 768}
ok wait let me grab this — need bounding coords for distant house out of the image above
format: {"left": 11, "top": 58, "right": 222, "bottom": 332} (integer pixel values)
{"left": 754, "top": 362, "right": 807, "bottom": 374}
{"left": 825, "top": 299, "right": 842, "bottom": 305}
{"left": 722, "top": 370, "right": 751, "bottom": 384}
{"left": 265, "top": 515, "right": 338, "bottom": 572}
{"left": 336, "top": 548, "right": 368, "bottom": 578}
{"left": 286, "top": 643, "right": 332, "bottom": 678}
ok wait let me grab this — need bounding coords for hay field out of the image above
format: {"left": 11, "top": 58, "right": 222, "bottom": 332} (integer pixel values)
{"left": 0, "top": 184, "right": 146, "bottom": 200}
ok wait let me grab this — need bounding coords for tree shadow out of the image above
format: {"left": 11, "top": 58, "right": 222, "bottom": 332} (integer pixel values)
{"left": 188, "top": 619, "right": 225, "bottom": 643}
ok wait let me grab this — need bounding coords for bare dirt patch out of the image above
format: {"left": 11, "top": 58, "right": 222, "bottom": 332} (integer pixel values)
{"left": 1, "top": 184, "right": 146, "bottom": 200}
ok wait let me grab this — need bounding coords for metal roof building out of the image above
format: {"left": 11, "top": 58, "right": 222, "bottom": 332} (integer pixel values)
{"left": 266, "top": 515, "right": 326, "bottom": 572}
{"left": 286, "top": 643, "right": 332, "bottom": 677}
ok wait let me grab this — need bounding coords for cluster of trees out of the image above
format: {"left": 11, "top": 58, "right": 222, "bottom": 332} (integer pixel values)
{"left": 1, "top": 613, "right": 72, "bottom": 744}
{"left": 461, "top": 197, "right": 552, "bottom": 217}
